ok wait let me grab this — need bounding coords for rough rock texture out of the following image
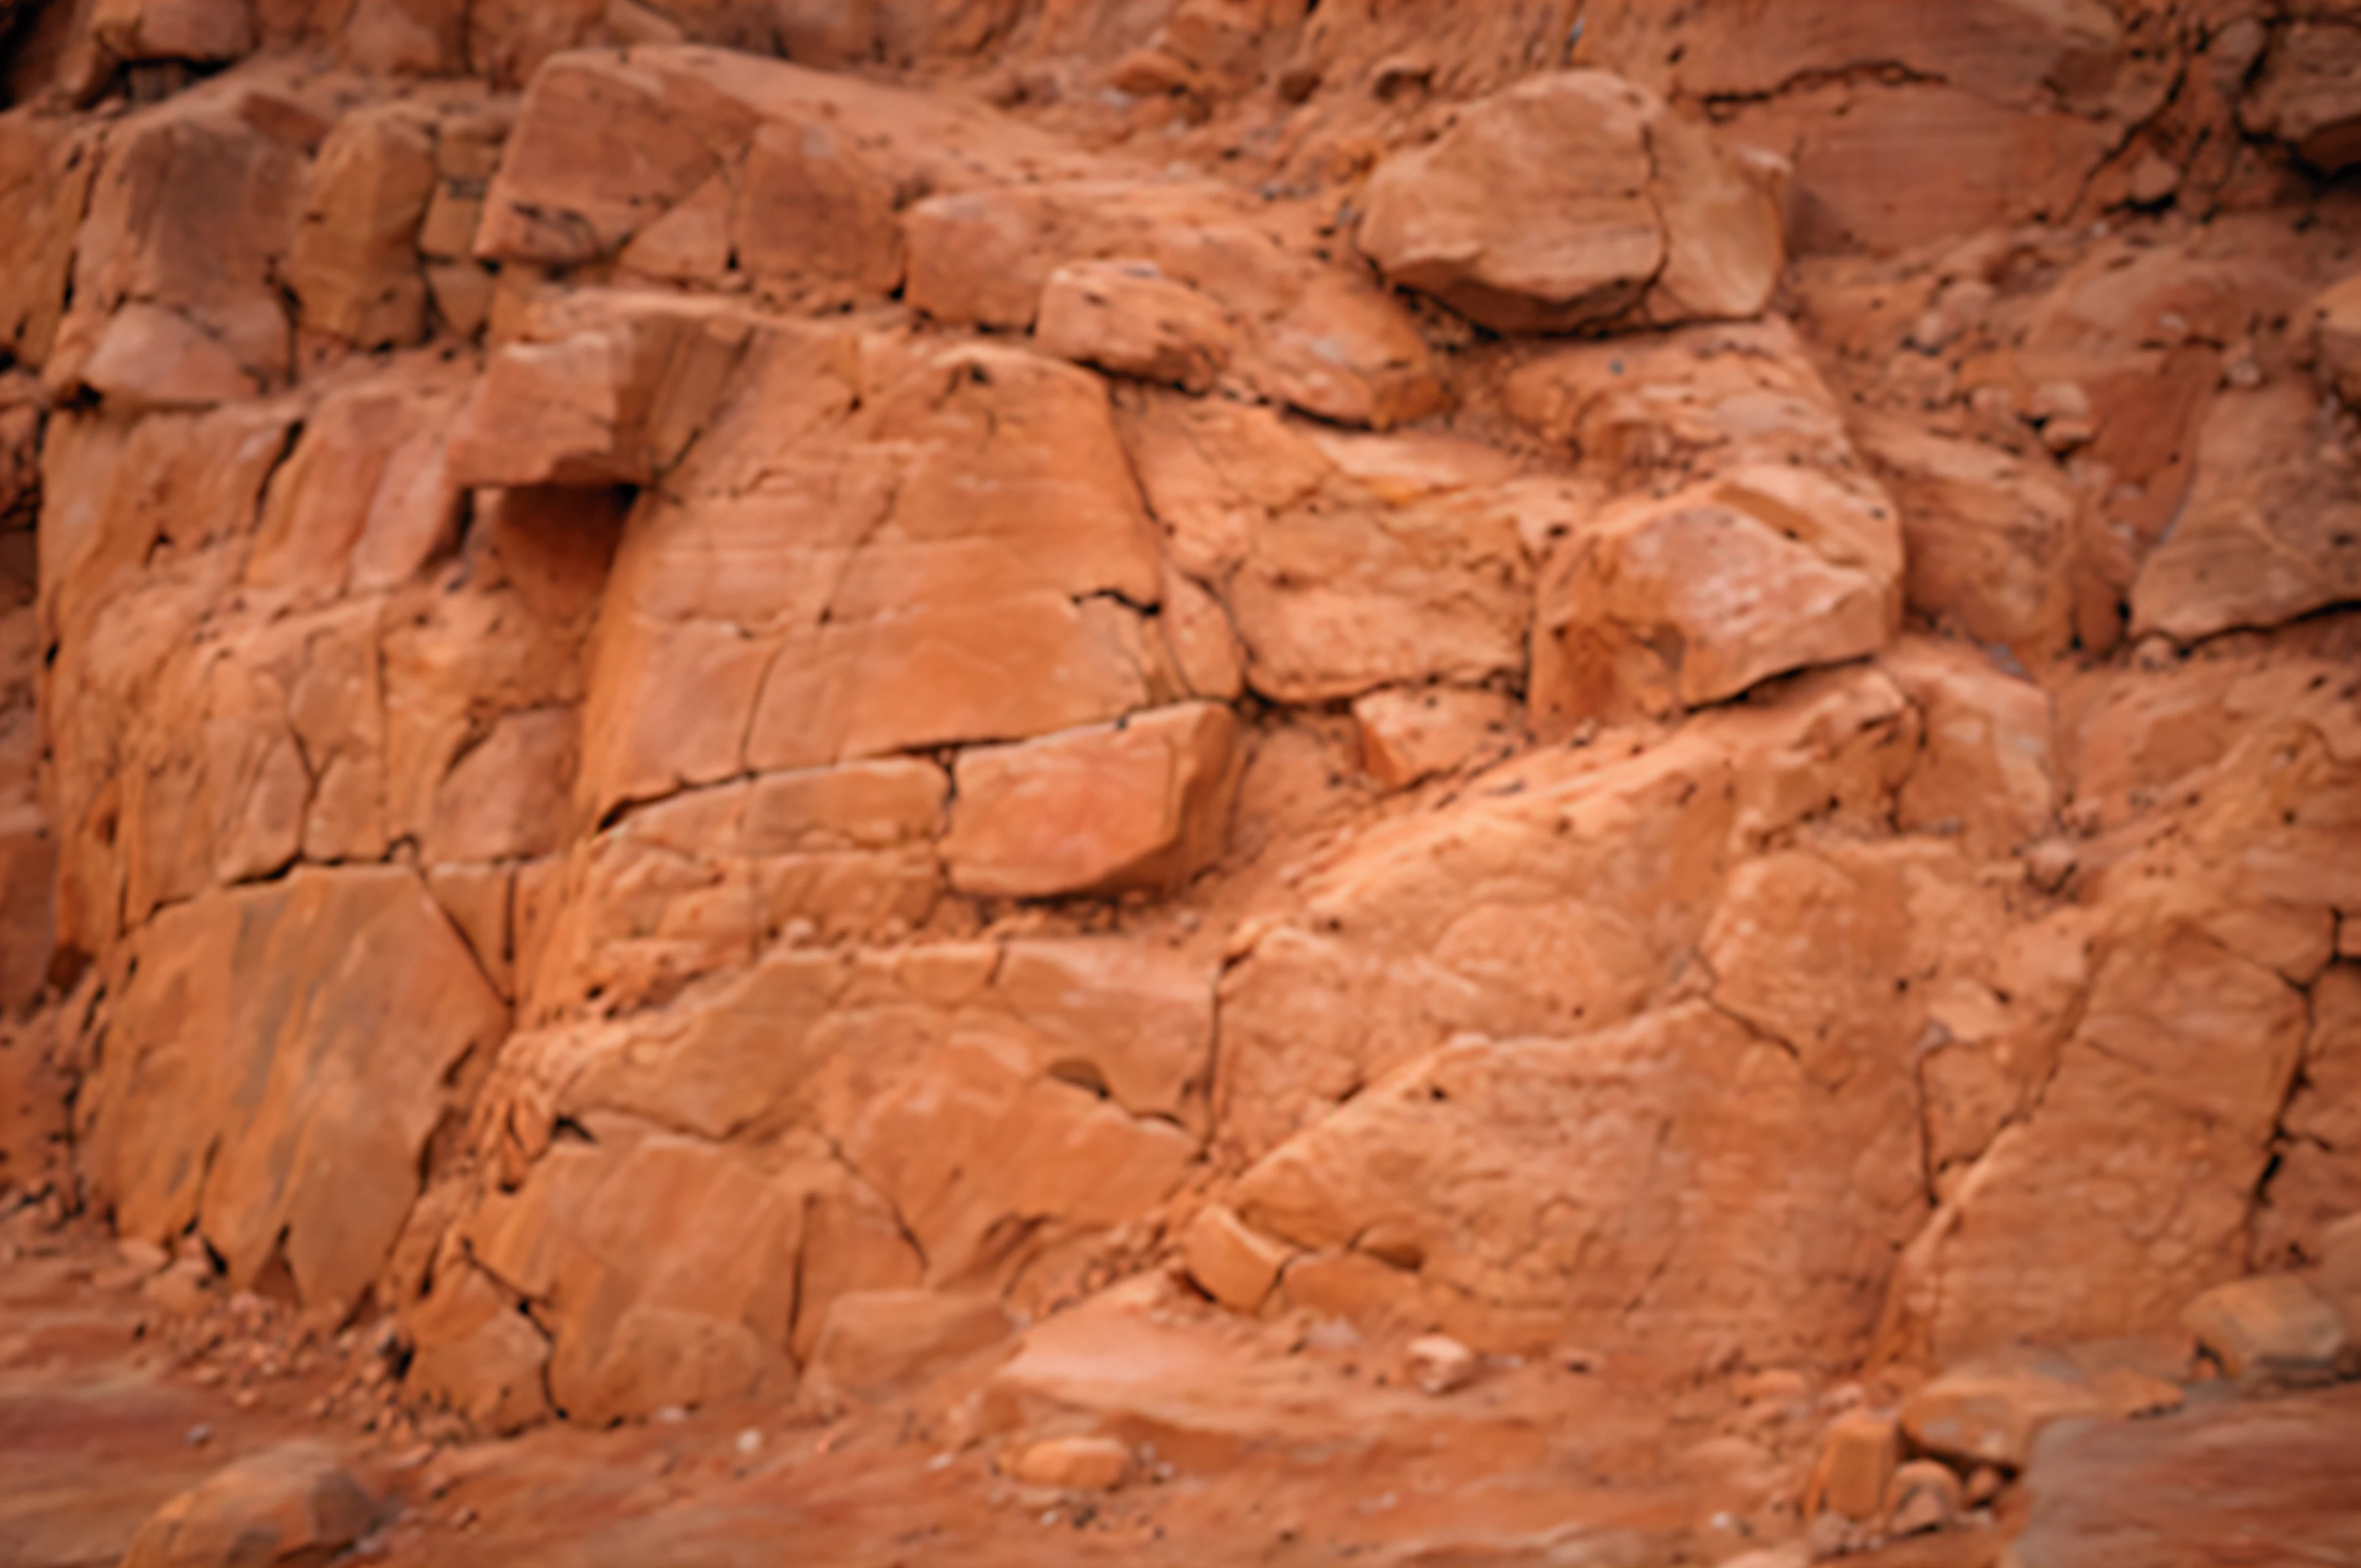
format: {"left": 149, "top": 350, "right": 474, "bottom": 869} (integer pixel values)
{"left": 1358, "top": 70, "right": 1785, "bottom": 333}
{"left": 120, "top": 1445, "right": 375, "bottom": 1568}
{"left": 1, "top": 15, "right": 2359, "bottom": 1567}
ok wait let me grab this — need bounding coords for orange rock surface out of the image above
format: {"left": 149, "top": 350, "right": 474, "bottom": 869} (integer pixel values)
{"left": 1, "top": 1, "right": 2359, "bottom": 1563}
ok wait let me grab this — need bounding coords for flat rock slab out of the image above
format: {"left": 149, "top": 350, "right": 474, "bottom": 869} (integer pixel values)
{"left": 2009, "top": 1384, "right": 2361, "bottom": 1568}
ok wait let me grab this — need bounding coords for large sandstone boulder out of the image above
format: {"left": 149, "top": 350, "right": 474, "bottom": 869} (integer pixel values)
{"left": 1357, "top": 70, "right": 1785, "bottom": 333}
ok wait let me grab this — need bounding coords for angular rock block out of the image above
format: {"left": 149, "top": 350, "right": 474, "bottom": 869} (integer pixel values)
{"left": 285, "top": 104, "right": 439, "bottom": 349}
{"left": 943, "top": 702, "right": 1238, "bottom": 900}
{"left": 1351, "top": 685, "right": 1521, "bottom": 790}
{"left": 1036, "top": 259, "right": 1234, "bottom": 394}
{"left": 445, "top": 291, "right": 759, "bottom": 488}
{"left": 1357, "top": 69, "right": 1784, "bottom": 333}
{"left": 403, "top": 1264, "right": 554, "bottom": 1435}
{"left": 1806, "top": 1411, "right": 1897, "bottom": 1522}
{"left": 1182, "top": 1203, "right": 1291, "bottom": 1313}
{"left": 1530, "top": 465, "right": 1901, "bottom": 728}
{"left": 1855, "top": 419, "right": 2077, "bottom": 657}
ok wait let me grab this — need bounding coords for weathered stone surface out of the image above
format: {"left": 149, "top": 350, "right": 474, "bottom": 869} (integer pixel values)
{"left": 2256, "top": 968, "right": 2361, "bottom": 1271}
{"left": 404, "top": 1261, "right": 554, "bottom": 1435}
{"left": 446, "top": 290, "right": 758, "bottom": 488}
{"left": 69, "top": 300, "right": 255, "bottom": 410}
{"left": 907, "top": 177, "right": 1443, "bottom": 428}
{"left": 1217, "top": 667, "right": 1919, "bottom": 1164}
{"left": 1806, "top": 1411, "right": 1896, "bottom": 1522}
{"left": 2318, "top": 272, "right": 2361, "bottom": 408}
{"left": 1899, "top": 1348, "right": 2185, "bottom": 1471}
{"left": 120, "top": 1445, "right": 374, "bottom": 1568}
{"left": 476, "top": 46, "right": 1070, "bottom": 272}
{"left": 2183, "top": 1275, "right": 2348, "bottom": 1384}
{"left": 943, "top": 702, "right": 1238, "bottom": 900}
{"left": 1005, "top": 1434, "right": 1132, "bottom": 1491}
{"left": 2242, "top": 18, "right": 2361, "bottom": 170}
{"left": 92, "top": 0, "right": 258, "bottom": 63}
{"left": 0, "top": 111, "right": 95, "bottom": 369}
{"left": 1182, "top": 1203, "right": 1291, "bottom": 1313}
{"left": 285, "top": 103, "right": 437, "bottom": 348}
{"left": 50, "top": 84, "right": 303, "bottom": 398}
{"left": 1357, "top": 70, "right": 1783, "bottom": 333}
{"left": 461, "top": 1132, "right": 814, "bottom": 1423}
{"left": 1036, "top": 259, "right": 1235, "bottom": 393}
{"left": 476, "top": 942, "right": 1204, "bottom": 1303}
{"left": 578, "top": 331, "right": 1174, "bottom": 820}
{"left": 807, "top": 1290, "right": 1014, "bottom": 1401}
{"left": 1857, "top": 419, "right": 2077, "bottom": 657}
{"left": 1884, "top": 915, "right": 2313, "bottom": 1359}
{"left": 2008, "top": 1382, "right": 2361, "bottom": 1568}
{"left": 78, "top": 869, "right": 507, "bottom": 1315}
{"left": 1530, "top": 465, "right": 1900, "bottom": 726}
{"left": 1352, "top": 685, "right": 1522, "bottom": 790}
{"left": 1228, "top": 1001, "right": 1925, "bottom": 1365}
{"left": 1879, "top": 637, "right": 2057, "bottom": 854}
{"left": 1122, "top": 395, "right": 1532, "bottom": 704}
{"left": 246, "top": 352, "right": 472, "bottom": 600}
{"left": 2129, "top": 384, "right": 2361, "bottom": 643}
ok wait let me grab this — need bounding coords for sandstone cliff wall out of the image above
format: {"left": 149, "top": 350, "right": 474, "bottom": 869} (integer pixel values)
{"left": 0, "top": 0, "right": 2356, "bottom": 1435}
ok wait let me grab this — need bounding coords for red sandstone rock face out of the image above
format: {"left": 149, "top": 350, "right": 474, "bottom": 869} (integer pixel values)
{"left": 0, "top": 10, "right": 2356, "bottom": 1544}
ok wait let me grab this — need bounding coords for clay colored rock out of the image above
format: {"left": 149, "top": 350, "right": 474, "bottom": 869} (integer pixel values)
{"left": 1005, "top": 1434, "right": 1133, "bottom": 1491}
{"left": 1806, "top": 1411, "right": 1898, "bottom": 1522}
{"left": 1885, "top": 1459, "right": 1964, "bottom": 1536}
{"left": 2242, "top": 19, "right": 2361, "bottom": 170}
{"left": 1532, "top": 467, "right": 1900, "bottom": 725}
{"left": 2182, "top": 1276, "right": 2347, "bottom": 1385}
{"left": 2129, "top": 385, "right": 2361, "bottom": 643}
{"left": 1036, "top": 259, "right": 1234, "bottom": 393}
{"left": 1405, "top": 1334, "right": 1478, "bottom": 1396}
{"left": 77, "top": 869, "right": 508, "bottom": 1317}
{"left": 943, "top": 703, "right": 1238, "bottom": 899}
{"left": 1183, "top": 1203, "right": 1291, "bottom": 1313}
{"left": 1352, "top": 686, "right": 1521, "bottom": 789}
{"left": 1899, "top": 1350, "right": 2185, "bottom": 1471}
{"left": 808, "top": 1290, "right": 1014, "bottom": 1401}
{"left": 120, "top": 1445, "right": 375, "bottom": 1568}
{"left": 445, "top": 291, "right": 757, "bottom": 488}
{"left": 2317, "top": 273, "right": 2361, "bottom": 407}
{"left": 1358, "top": 70, "right": 1783, "bottom": 331}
